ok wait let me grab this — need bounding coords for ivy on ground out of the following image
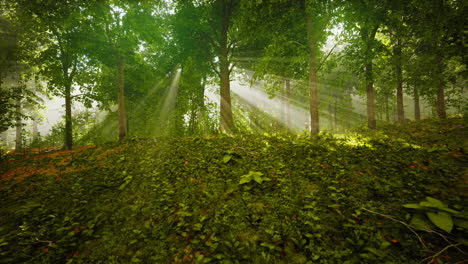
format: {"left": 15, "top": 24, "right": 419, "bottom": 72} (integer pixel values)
{"left": 0, "top": 118, "right": 466, "bottom": 263}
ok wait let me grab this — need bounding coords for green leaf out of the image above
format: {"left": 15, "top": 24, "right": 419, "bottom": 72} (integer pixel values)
{"left": 223, "top": 155, "right": 232, "bottom": 163}
{"left": 239, "top": 177, "right": 251, "bottom": 185}
{"left": 410, "top": 213, "right": 434, "bottom": 230}
{"left": 426, "top": 211, "right": 453, "bottom": 233}
{"left": 425, "top": 197, "right": 445, "bottom": 206}
{"left": 253, "top": 174, "right": 263, "bottom": 184}
{"left": 437, "top": 207, "right": 460, "bottom": 215}
{"left": 403, "top": 204, "right": 425, "bottom": 209}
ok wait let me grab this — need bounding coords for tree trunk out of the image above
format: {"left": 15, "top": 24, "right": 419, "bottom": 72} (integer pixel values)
{"left": 117, "top": 59, "right": 127, "bottom": 140}
{"left": 435, "top": 53, "right": 446, "bottom": 119}
{"left": 64, "top": 82, "right": 73, "bottom": 150}
{"left": 306, "top": 12, "right": 320, "bottom": 135}
{"left": 414, "top": 85, "right": 421, "bottom": 120}
{"left": 385, "top": 96, "right": 390, "bottom": 122}
{"left": 395, "top": 38, "right": 404, "bottom": 122}
{"left": 219, "top": 56, "right": 233, "bottom": 133}
{"left": 334, "top": 96, "right": 338, "bottom": 130}
{"left": 362, "top": 25, "right": 378, "bottom": 129}
{"left": 218, "top": 5, "right": 234, "bottom": 133}
{"left": 284, "top": 79, "right": 291, "bottom": 129}
{"left": 365, "top": 62, "right": 376, "bottom": 129}
{"left": 15, "top": 97, "right": 22, "bottom": 152}
{"left": 197, "top": 79, "right": 206, "bottom": 134}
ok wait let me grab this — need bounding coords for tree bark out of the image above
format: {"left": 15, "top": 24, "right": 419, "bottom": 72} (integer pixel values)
{"left": 414, "top": 85, "right": 421, "bottom": 120}
{"left": 15, "top": 97, "right": 22, "bottom": 152}
{"left": 385, "top": 96, "right": 390, "bottom": 122}
{"left": 285, "top": 79, "right": 291, "bottom": 129}
{"left": 117, "top": 59, "right": 128, "bottom": 140}
{"left": 64, "top": 82, "right": 73, "bottom": 150}
{"left": 334, "top": 96, "right": 338, "bottom": 130}
{"left": 306, "top": 11, "right": 320, "bottom": 135}
{"left": 365, "top": 62, "right": 376, "bottom": 129}
{"left": 218, "top": 2, "right": 234, "bottom": 133}
{"left": 362, "top": 25, "right": 378, "bottom": 129}
{"left": 395, "top": 38, "right": 404, "bottom": 122}
{"left": 219, "top": 54, "right": 233, "bottom": 132}
{"left": 435, "top": 53, "right": 446, "bottom": 119}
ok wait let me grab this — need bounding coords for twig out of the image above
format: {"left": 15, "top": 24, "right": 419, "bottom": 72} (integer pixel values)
{"left": 362, "top": 207, "right": 467, "bottom": 262}
{"left": 420, "top": 243, "right": 462, "bottom": 264}
{"left": 19, "top": 240, "right": 53, "bottom": 245}
{"left": 425, "top": 229, "right": 467, "bottom": 255}
{"left": 360, "top": 207, "right": 427, "bottom": 249}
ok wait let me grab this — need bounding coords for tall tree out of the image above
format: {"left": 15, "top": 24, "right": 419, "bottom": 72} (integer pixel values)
{"left": 85, "top": 1, "right": 159, "bottom": 140}
{"left": 342, "top": 0, "right": 389, "bottom": 129}
{"left": 406, "top": 0, "right": 465, "bottom": 119}
{"left": 0, "top": 9, "right": 44, "bottom": 149}
{"left": 387, "top": 0, "right": 409, "bottom": 122}
{"left": 200, "top": 0, "right": 239, "bottom": 133}
{"left": 7, "top": 0, "right": 92, "bottom": 150}
{"left": 238, "top": 0, "right": 333, "bottom": 135}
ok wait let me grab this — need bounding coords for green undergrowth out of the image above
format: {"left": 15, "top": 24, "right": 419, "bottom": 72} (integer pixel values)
{"left": 0, "top": 118, "right": 467, "bottom": 263}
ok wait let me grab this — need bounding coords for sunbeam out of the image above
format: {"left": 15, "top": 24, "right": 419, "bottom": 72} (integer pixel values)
{"left": 154, "top": 68, "right": 182, "bottom": 136}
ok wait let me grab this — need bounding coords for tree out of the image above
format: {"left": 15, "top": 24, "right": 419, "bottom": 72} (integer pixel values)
{"left": 383, "top": 0, "right": 412, "bottom": 122}
{"left": 342, "top": 0, "right": 389, "bottom": 129}
{"left": 203, "top": 0, "right": 239, "bottom": 133}
{"left": 171, "top": 1, "right": 215, "bottom": 135}
{"left": 7, "top": 0, "right": 95, "bottom": 150}
{"left": 409, "top": 0, "right": 466, "bottom": 119}
{"left": 238, "top": 0, "right": 333, "bottom": 135}
{"left": 0, "top": 11, "right": 43, "bottom": 149}
{"left": 85, "top": 1, "right": 164, "bottom": 140}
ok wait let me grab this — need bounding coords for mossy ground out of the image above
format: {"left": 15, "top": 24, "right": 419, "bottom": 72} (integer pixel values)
{"left": 0, "top": 118, "right": 466, "bottom": 263}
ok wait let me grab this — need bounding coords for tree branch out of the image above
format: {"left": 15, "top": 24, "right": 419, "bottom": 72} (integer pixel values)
{"left": 228, "top": 62, "right": 236, "bottom": 75}
{"left": 316, "top": 41, "right": 339, "bottom": 73}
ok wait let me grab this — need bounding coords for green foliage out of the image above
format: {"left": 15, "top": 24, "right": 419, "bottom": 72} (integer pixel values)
{"left": 239, "top": 171, "right": 270, "bottom": 185}
{"left": 0, "top": 118, "right": 466, "bottom": 263}
{"left": 404, "top": 197, "right": 468, "bottom": 233}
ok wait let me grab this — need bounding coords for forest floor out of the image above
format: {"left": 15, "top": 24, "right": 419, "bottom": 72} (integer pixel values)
{"left": 0, "top": 118, "right": 467, "bottom": 264}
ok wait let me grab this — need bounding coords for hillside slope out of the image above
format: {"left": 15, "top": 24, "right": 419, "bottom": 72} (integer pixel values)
{"left": 0, "top": 118, "right": 467, "bottom": 263}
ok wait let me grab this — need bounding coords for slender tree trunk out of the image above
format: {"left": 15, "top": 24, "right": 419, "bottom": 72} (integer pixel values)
{"left": 365, "top": 62, "right": 376, "bottom": 129}
{"left": 219, "top": 8, "right": 234, "bottom": 133}
{"left": 395, "top": 38, "right": 404, "bottom": 122}
{"left": 284, "top": 79, "right": 291, "bottom": 129}
{"left": 117, "top": 59, "right": 127, "bottom": 140}
{"left": 64, "top": 82, "right": 73, "bottom": 150}
{"left": 334, "top": 96, "right": 338, "bottom": 130}
{"left": 219, "top": 56, "right": 233, "bottom": 133}
{"left": 435, "top": 53, "right": 446, "bottom": 119}
{"left": 385, "top": 96, "right": 390, "bottom": 122}
{"left": 306, "top": 12, "right": 319, "bottom": 135}
{"left": 197, "top": 79, "right": 206, "bottom": 134}
{"left": 414, "top": 85, "right": 421, "bottom": 120}
{"left": 362, "top": 25, "right": 378, "bottom": 129}
{"left": 15, "top": 97, "right": 22, "bottom": 152}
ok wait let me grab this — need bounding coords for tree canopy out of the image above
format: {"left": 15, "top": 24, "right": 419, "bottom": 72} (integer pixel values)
{"left": 0, "top": 0, "right": 465, "bottom": 148}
